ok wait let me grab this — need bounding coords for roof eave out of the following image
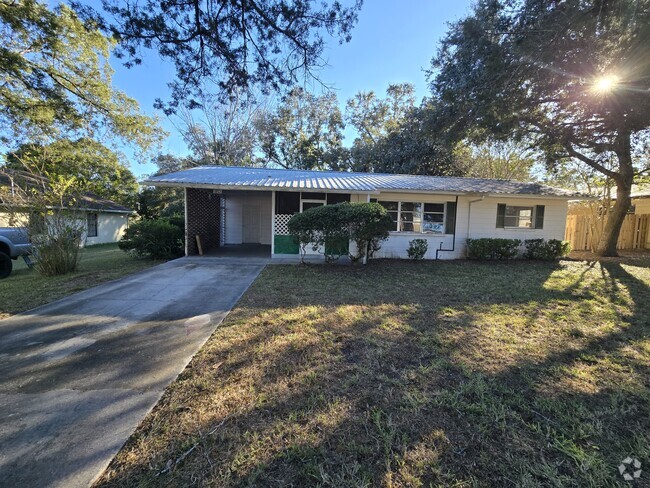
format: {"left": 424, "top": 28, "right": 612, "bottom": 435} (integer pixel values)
{"left": 141, "top": 180, "right": 381, "bottom": 195}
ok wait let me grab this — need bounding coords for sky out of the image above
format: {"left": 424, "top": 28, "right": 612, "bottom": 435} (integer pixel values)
{"left": 106, "top": 1, "right": 473, "bottom": 177}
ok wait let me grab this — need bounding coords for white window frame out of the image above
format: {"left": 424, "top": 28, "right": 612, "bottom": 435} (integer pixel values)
{"left": 87, "top": 212, "right": 98, "bottom": 238}
{"left": 421, "top": 203, "right": 446, "bottom": 234}
{"left": 504, "top": 205, "right": 535, "bottom": 229}
{"left": 300, "top": 198, "right": 326, "bottom": 213}
{"left": 375, "top": 200, "right": 447, "bottom": 235}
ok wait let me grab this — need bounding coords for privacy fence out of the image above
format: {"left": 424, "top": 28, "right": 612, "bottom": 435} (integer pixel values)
{"left": 565, "top": 213, "right": 650, "bottom": 251}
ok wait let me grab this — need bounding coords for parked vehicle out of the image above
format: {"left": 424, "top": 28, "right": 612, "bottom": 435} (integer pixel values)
{"left": 0, "top": 228, "right": 32, "bottom": 279}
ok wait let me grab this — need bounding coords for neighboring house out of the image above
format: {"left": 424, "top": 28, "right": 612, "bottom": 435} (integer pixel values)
{"left": 145, "top": 166, "right": 583, "bottom": 260}
{"left": 68, "top": 194, "right": 133, "bottom": 246}
{"left": 0, "top": 171, "right": 133, "bottom": 246}
{"left": 631, "top": 189, "right": 650, "bottom": 215}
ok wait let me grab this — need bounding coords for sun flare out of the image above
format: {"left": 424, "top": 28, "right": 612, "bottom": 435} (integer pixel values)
{"left": 592, "top": 74, "right": 620, "bottom": 94}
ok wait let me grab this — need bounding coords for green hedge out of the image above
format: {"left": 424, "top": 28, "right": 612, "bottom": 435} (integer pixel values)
{"left": 467, "top": 238, "right": 571, "bottom": 261}
{"left": 523, "top": 239, "right": 571, "bottom": 260}
{"left": 466, "top": 238, "right": 522, "bottom": 260}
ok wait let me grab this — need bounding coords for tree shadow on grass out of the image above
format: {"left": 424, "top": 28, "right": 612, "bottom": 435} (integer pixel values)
{"left": 95, "top": 259, "right": 650, "bottom": 487}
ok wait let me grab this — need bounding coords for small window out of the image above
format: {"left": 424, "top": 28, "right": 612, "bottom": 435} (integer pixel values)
{"left": 505, "top": 206, "right": 534, "bottom": 228}
{"left": 276, "top": 191, "right": 300, "bottom": 214}
{"left": 87, "top": 213, "right": 98, "bottom": 237}
{"left": 301, "top": 192, "right": 326, "bottom": 200}
{"left": 378, "top": 201, "right": 398, "bottom": 230}
{"left": 399, "top": 202, "right": 422, "bottom": 232}
{"left": 423, "top": 203, "right": 445, "bottom": 234}
{"left": 326, "top": 193, "right": 350, "bottom": 205}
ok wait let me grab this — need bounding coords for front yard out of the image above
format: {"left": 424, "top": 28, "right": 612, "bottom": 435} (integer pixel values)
{"left": 97, "top": 258, "right": 650, "bottom": 487}
{"left": 0, "top": 243, "right": 159, "bottom": 319}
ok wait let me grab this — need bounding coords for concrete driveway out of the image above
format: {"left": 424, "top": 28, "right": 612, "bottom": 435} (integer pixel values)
{"left": 0, "top": 257, "right": 266, "bottom": 487}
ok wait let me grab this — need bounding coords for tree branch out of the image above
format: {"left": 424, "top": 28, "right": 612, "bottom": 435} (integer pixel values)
{"left": 564, "top": 144, "right": 619, "bottom": 180}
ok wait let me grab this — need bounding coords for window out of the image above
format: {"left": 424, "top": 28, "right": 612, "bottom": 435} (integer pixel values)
{"left": 497, "top": 204, "right": 545, "bottom": 229}
{"left": 377, "top": 201, "right": 398, "bottom": 229}
{"left": 87, "top": 213, "right": 98, "bottom": 237}
{"left": 326, "top": 193, "right": 350, "bottom": 205}
{"left": 399, "top": 202, "right": 422, "bottom": 231}
{"left": 376, "top": 201, "right": 451, "bottom": 234}
{"left": 505, "top": 206, "right": 534, "bottom": 228}
{"left": 301, "top": 192, "right": 326, "bottom": 200}
{"left": 423, "top": 203, "right": 445, "bottom": 234}
{"left": 276, "top": 192, "right": 300, "bottom": 214}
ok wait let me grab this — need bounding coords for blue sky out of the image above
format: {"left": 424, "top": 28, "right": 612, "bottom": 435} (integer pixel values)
{"left": 107, "top": 1, "right": 472, "bottom": 176}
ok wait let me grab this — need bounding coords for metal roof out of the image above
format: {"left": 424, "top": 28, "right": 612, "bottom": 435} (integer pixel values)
{"left": 143, "top": 165, "right": 585, "bottom": 198}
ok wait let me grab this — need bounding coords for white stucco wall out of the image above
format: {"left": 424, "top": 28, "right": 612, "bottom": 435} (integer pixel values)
{"left": 223, "top": 191, "right": 272, "bottom": 245}
{"left": 370, "top": 193, "right": 569, "bottom": 260}
{"left": 84, "top": 212, "right": 130, "bottom": 246}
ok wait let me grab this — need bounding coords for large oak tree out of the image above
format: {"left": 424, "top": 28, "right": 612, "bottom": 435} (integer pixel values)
{"left": 0, "top": 0, "right": 161, "bottom": 150}
{"left": 78, "top": 0, "right": 362, "bottom": 113}
{"left": 429, "top": 0, "right": 650, "bottom": 256}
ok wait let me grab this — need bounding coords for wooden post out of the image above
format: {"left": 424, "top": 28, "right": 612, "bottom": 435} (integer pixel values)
{"left": 195, "top": 235, "right": 204, "bottom": 255}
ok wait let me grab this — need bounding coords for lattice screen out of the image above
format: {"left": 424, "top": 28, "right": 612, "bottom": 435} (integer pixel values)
{"left": 274, "top": 214, "right": 292, "bottom": 235}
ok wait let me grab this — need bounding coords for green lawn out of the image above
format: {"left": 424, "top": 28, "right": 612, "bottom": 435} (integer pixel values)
{"left": 0, "top": 243, "right": 159, "bottom": 319}
{"left": 97, "top": 257, "right": 650, "bottom": 487}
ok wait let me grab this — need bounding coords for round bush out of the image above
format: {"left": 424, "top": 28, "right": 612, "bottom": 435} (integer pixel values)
{"left": 119, "top": 219, "right": 184, "bottom": 260}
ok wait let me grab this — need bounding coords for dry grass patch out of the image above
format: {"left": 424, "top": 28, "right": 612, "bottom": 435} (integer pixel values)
{"left": 96, "top": 258, "right": 650, "bottom": 487}
{"left": 0, "top": 243, "right": 160, "bottom": 319}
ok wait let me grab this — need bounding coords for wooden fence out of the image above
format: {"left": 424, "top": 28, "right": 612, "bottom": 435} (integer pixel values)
{"left": 565, "top": 213, "right": 650, "bottom": 251}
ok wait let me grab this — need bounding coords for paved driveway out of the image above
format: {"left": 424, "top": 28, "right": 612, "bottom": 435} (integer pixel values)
{"left": 0, "top": 257, "right": 266, "bottom": 487}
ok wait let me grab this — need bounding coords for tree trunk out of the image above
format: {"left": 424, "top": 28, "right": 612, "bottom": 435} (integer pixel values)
{"left": 595, "top": 133, "right": 634, "bottom": 257}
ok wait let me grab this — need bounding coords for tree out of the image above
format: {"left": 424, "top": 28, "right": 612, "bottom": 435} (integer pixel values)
{"left": 6, "top": 139, "right": 139, "bottom": 207}
{"left": 0, "top": 0, "right": 161, "bottom": 150}
{"left": 346, "top": 85, "right": 459, "bottom": 175}
{"left": 454, "top": 141, "right": 537, "bottom": 181}
{"left": 138, "top": 155, "right": 192, "bottom": 219}
{"left": 80, "top": 0, "right": 362, "bottom": 112}
{"left": 173, "top": 89, "right": 267, "bottom": 167}
{"left": 347, "top": 83, "right": 416, "bottom": 145}
{"left": 256, "top": 87, "right": 347, "bottom": 170}
{"left": 429, "top": 0, "right": 650, "bottom": 256}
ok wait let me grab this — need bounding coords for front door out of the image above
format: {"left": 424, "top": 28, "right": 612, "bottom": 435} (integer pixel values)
{"left": 242, "top": 205, "right": 260, "bottom": 243}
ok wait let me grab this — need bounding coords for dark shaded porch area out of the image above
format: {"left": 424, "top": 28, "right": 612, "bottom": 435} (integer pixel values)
{"left": 186, "top": 188, "right": 221, "bottom": 255}
{"left": 204, "top": 244, "right": 271, "bottom": 258}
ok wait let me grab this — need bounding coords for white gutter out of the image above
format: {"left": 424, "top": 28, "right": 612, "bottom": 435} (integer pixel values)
{"left": 466, "top": 195, "right": 486, "bottom": 257}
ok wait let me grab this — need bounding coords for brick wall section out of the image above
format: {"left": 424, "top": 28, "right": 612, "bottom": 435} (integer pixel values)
{"left": 186, "top": 188, "right": 221, "bottom": 255}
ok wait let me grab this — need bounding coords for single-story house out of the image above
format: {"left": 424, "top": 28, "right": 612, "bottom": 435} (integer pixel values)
{"left": 144, "top": 165, "right": 584, "bottom": 260}
{"left": 68, "top": 194, "right": 134, "bottom": 246}
{"left": 0, "top": 171, "right": 134, "bottom": 246}
{"left": 631, "top": 189, "right": 650, "bottom": 215}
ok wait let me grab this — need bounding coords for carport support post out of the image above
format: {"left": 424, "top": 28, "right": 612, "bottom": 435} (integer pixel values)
{"left": 184, "top": 187, "right": 188, "bottom": 256}
{"left": 271, "top": 191, "right": 276, "bottom": 256}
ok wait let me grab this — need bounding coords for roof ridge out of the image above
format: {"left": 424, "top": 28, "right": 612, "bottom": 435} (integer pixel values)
{"left": 185, "top": 164, "right": 549, "bottom": 185}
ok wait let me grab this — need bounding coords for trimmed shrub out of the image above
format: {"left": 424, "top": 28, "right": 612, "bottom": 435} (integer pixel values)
{"left": 466, "top": 238, "right": 521, "bottom": 260}
{"left": 119, "top": 219, "right": 184, "bottom": 260}
{"left": 524, "top": 239, "right": 571, "bottom": 260}
{"left": 288, "top": 202, "right": 394, "bottom": 263}
{"left": 344, "top": 202, "right": 394, "bottom": 262}
{"left": 407, "top": 238, "right": 428, "bottom": 260}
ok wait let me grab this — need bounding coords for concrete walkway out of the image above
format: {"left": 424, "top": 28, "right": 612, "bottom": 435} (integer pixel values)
{"left": 0, "top": 258, "right": 265, "bottom": 487}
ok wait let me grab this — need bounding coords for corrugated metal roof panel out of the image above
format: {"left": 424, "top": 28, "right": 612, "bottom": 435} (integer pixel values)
{"left": 143, "top": 165, "right": 585, "bottom": 198}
